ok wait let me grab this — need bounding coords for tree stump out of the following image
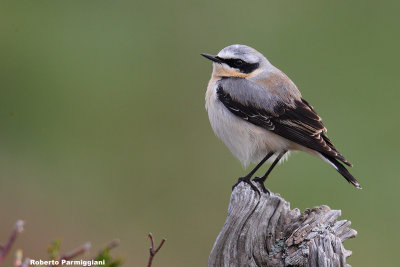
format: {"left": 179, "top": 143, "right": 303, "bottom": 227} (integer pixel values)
{"left": 208, "top": 182, "right": 357, "bottom": 267}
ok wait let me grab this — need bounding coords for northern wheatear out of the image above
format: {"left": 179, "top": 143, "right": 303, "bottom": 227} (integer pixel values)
{"left": 201, "top": 44, "right": 361, "bottom": 192}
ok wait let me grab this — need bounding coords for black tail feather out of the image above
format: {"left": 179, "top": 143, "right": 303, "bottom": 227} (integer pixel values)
{"left": 320, "top": 153, "right": 362, "bottom": 189}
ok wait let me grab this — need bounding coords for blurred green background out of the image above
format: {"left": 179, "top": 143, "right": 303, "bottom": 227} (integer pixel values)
{"left": 0, "top": 1, "right": 399, "bottom": 266}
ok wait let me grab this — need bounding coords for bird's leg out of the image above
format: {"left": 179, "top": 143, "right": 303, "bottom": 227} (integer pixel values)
{"left": 232, "top": 152, "right": 274, "bottom": 192}
{"left": 253, "top": 151, "right": 287, "bottom": 194}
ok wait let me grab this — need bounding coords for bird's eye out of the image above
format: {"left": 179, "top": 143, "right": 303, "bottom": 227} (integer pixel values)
{"left": 233, "top": 59, "right": 244, "bottom": 67}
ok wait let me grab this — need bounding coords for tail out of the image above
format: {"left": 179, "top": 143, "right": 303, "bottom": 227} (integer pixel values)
{"left": 319, "top": 153, "right": 362, "bottom": 189}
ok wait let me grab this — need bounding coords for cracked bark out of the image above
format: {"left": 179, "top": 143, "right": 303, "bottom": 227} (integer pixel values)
{"left": 208, "top": 182, "right": 357, "bottom": 267}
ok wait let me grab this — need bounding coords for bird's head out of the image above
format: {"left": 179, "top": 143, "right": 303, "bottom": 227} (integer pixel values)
{"left": 201, "top": 44, "right": 271, "bottom": 78}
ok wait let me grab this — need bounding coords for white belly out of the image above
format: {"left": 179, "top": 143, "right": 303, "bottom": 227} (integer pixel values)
{"left": 205, "top": 82, "right": 290, "bottom": 166}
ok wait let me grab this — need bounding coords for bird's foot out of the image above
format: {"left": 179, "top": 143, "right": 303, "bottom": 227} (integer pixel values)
{"left": 232, "top": 176, "right": 260, "bottom": 194}
{"left": 252, "top": 177, "right": 270, "bottom": 195}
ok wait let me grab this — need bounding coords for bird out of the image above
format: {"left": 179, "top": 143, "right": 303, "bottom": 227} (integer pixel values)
{"left": 201, "top": 44, "right": 361, "bottom": 193}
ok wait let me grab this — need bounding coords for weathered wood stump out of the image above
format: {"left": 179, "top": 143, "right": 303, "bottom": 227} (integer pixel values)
{"left": 208, "top": 182, "right": 357, "bottom": 267}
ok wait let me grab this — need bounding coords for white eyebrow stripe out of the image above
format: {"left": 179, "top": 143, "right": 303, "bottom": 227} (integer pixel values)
{"left": 217, "top": 50, "right": 235, "bottom": 59}
{"left": 217, "top": 49, "right": 259, "bottom": 64}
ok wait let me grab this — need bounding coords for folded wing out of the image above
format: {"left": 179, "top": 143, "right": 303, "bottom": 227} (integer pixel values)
{"left": 216, "top": 77, "right": 352, "bottom": 167}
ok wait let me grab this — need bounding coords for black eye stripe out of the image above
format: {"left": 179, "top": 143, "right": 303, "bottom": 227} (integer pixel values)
{"left": 221, "top": 58, "right": 259, "bottom": 74}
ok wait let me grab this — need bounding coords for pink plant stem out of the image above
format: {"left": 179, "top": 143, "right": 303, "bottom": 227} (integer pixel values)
{"left": 0, "top": 220, "right": 24, "bottom": 265}
{"left": 147, "top": 233, "right": 166, "bottom": 267}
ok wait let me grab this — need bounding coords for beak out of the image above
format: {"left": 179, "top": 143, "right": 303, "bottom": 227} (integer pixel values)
{"left": 201, "top": 53, "right": 223, "bottom": 63}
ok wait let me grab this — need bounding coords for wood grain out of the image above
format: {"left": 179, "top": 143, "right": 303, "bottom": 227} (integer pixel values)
{"left": 208, "top": 182, "right": 357, "bottom": 267}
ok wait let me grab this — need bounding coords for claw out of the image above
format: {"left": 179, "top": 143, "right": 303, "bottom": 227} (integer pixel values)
{"left": 252, "top": 177, "right": 270, "bottom": 195}
{"left": 232, "top": 177, "right": 260, "bottom": 194}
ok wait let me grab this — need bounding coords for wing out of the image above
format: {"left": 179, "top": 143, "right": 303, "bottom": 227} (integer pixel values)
{"left": 217, "top": 77, "right": 352, "bottom": 167}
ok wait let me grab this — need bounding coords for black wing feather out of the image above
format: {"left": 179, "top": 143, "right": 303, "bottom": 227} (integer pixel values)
{"left": 216, "top": 85, "right": 352, "bottom": 167}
